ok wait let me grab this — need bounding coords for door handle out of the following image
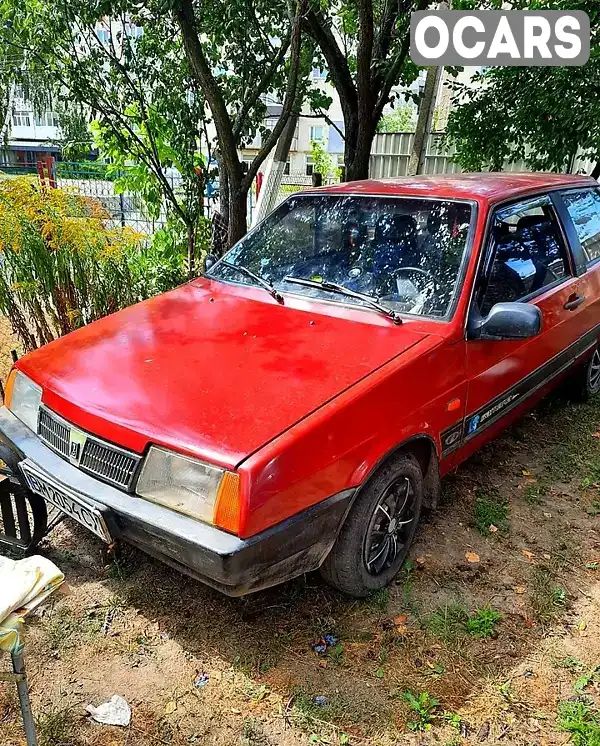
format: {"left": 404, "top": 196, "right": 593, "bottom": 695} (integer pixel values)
{"left": 564, "top": 294, "right": 585, "bottom": 311}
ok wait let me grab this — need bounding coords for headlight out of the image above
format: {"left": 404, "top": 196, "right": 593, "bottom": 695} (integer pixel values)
{"left": 136, "top": 446, "right": 241, "bottom": 532}
{"left": 6, "top": 370, "right": 42, "bottom": 433}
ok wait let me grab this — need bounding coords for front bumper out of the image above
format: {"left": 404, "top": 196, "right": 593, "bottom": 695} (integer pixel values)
{"left": 0, "top": 407, "right": 354, "bottom": 595}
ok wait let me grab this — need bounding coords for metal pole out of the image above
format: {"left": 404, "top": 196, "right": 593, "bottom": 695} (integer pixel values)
{"left": 11, "top": 652, "right": 38, "bottom": 746}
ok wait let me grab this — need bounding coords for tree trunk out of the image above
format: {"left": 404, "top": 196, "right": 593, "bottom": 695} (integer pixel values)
{"left": 345, "top": 118, "right": 376, "bottom": 181}
{"left": 228, "top": 181, "right": 248, "bottom": 247}
{"left": 408, "top": 67, "right": 442, "bottom": 176}
{"left": 187, "top": 222, "right": 196, "bottom": 278}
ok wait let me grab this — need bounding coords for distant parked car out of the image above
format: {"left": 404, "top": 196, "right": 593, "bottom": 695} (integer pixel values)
{"left": 2, "top": 173, "right": 600, "bottom": 597}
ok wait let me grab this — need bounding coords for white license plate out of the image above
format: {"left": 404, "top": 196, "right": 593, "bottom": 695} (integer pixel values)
{"left": 20, "top": 460, "right": 113, "bottom": 543}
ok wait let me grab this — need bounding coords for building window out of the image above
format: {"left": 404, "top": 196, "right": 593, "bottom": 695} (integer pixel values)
{"left": 312, "top": 68, "right": 327, "bottom": 79}
{"left": 96, "top": 28, "right": 110, "bottom": 44}
{"left": 283, "top": 161, "right": 290, "bottom": 175}
{"left": 306, "top": 157, "right": 314, "bottom": 176}
{"left": 12, "top": 111, "right": 31, "bottom": 127}
{"left": 34, "top": 112, "right": 59, "bottom": 127}
{"left": 309, "top": 125, "right": 324, "bottom": 142}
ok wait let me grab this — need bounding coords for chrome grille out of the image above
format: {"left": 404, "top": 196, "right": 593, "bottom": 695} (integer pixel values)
{"left": 38, "top": 408, "right": 70, "bottom": 458}
{"left": 80, "top": 439, "right": 138, "bottom": 488}
{"left": 37, "top": 406, "right": 141, "bottom": 491}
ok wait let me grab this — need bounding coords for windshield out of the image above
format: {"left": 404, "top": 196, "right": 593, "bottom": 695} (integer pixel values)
{"left": 207, "top": 194, "right": 474, "bottom": 319}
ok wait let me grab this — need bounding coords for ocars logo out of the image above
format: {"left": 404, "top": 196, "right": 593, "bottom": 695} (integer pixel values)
{"left": 410, "top": 11, "right": 589, "bottom": 67}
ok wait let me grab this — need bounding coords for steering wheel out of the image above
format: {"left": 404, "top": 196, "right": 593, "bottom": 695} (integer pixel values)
{"left": 390, "top": 265, "right": 437, "bottom": 287}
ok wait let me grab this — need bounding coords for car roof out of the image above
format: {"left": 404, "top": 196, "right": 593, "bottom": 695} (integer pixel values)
{"left": 310, "top": 172, "right": 597, "bottom": 205}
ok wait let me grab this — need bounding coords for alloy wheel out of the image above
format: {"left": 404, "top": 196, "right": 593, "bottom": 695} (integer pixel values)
{"left": 363, "top": 476, "right": 417, "bottom": 576}
{"left": 589, "top": 349, "right": 600, "bottom": 394}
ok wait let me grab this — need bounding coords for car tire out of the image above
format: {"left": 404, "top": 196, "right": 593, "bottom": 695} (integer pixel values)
{"left": 569, "top": 346, "right": 600, "bottom": 402}
{"left": 320, "top": 452, "right": 423, "bottom": 598}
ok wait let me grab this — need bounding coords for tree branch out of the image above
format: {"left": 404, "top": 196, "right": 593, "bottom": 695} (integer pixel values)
{"left": 242, "top": 0, "right": 308, "bottom": 189}
{"left": 232, "top": 33, "right": 291, "bottom": 139}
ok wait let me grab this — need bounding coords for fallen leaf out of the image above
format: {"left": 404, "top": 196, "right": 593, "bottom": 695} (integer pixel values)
{"left": 318, "top": 660, "right": 328, "bottom": 668}
{"left": 522, "top": 469, "right": 532, "bottom": 477}
{"left": 524, "top": 616, "right": 535, "bottom": 628}
{"left": 416, "top": 556, "right": 427, "bottom": 565}
{"left": 393, "top": 614, "right": 408, "bottom": 628}
{"left": 489, "top": 524, "right": 498, "bottom": 533}
{"left": 164, "top": 700, "right": 176, "bottom": 715}
{"left": 522, "top": 550, "right": 534, "bottom": 561}
{"left": 577, "top": 620, "right": 587, "bottom": 632}
{"left": 592, "top": 432, "right": 600, "bottom": 438}
{"left": 515, "top": 585, "right": 526, "bottom": 595}
{"left": 543, "top": 554, "right": 551, "bottom": 560}
{"left": 543, "top": 512, "right": 552, "bottom": 518}
{"left": 465, "top": 551, "right": 480, "bottom": 563}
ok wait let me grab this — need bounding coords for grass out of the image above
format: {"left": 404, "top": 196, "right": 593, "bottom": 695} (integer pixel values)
{"left": 36, "top": 707, "right": 76, "bottom": 746}
{"left": 529, "top": 565, "right": 568, "bottom": 624}
{"left": 465, "top": 608, "right": 502, "bottom": 638}
{"left": 557, "top": 701, "right": 600, "bottom": 746}
{"left": 43, "top": 607, "right": 82, "bottom": 652}
{"left": 474, "top": 488, "right": 509, "bottom": 536}
{"left": 424, "top": 604, "right": 501, "bottom": 641}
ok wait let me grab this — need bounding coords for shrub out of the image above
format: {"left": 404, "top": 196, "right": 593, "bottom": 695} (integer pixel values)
{"left": 0, "top": 177, "right": 148, "bottom": 351}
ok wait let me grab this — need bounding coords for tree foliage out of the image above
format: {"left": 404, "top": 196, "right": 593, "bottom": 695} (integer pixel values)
{"left": 1, "top": 0, "right": 209, "bottom": 273}
{"left": 304, "top": 0, "right": 429, "bottom": 181}
{"left": 173, "top": 0, "right": 310, "bottom": 245}
{"left": 446, "top": 0, "right": 600, "bottom": 176}
{"left": 377, "top": 104, "right": 415, "bottom": 133}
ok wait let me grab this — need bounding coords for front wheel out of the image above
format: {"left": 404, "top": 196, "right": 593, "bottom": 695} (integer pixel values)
{"left": 320, "top": 453, "right": 423, "bottom": 597}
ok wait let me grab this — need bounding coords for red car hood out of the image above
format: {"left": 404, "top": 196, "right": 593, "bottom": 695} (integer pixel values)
{"left": 18, "top": 280, "right": 429, "bottom": 468}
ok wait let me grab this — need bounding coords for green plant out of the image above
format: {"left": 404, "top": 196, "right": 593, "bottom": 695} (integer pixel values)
{"left": 474, "top": 489, "right": 509, "bottom": 536}
{"left": 0, "top": 178, "right": 146, "bottom": 351}
{"left": 401, "top": 690, "right": 440, "bottom": 731}
{"left": 310, "top": 138, "right": 341, "bottom": 181}
{"left": 557, "top": 701, "right": 600, "bottom": 746}
{"left": 465, "top": 608, "right": 502, "bottom": 638}
{"left": 529, "top": 565, "right": 568, "bottom": 624}
{"left": 424, "top": 604, "right": 468, "bottom": 642}
{"left": 36, "top": 706, "right": 76, "bottom": 746}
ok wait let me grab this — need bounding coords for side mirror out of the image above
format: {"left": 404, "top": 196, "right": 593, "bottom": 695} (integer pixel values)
{"left": 204, "top": 253, "right": 218, "bottom": 272}
{"left": 468, "top": 302, "right": 542, "bottom": 341}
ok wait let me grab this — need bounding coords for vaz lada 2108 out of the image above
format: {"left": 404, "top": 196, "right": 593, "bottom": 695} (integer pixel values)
{"left": 1, "top": 173, "right": 600, "bottom": 597}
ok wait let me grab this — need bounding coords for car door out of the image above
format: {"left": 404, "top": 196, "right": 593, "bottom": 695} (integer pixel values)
{"left": 555, "top": 186, "right": 600, "bottom": 349}
{"left": 462, "top": 193, "right": 585, "bottom": 454}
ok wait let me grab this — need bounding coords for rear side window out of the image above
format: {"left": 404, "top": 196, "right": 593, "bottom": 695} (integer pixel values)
{"left": 480, "top": 198, "right": 571, "bottom": 315}
{"left": 562, "top": 188, "right": 600, "bottom": 266}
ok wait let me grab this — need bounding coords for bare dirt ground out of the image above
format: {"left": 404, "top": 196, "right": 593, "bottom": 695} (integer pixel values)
{"left": 1, "top": 347, "right": 599, "bottom": 745}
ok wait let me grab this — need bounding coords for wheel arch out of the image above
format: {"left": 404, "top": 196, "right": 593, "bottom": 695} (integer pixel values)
{"left": 353, "top": 434, "right": 441, "bottom": 511}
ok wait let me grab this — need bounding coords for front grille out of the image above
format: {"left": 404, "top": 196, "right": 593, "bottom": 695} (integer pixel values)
{"left": 37, "top": 406, "right": 141, "bottom": 491}
{"left": 38, "top": 408, "right": 70, "bottom": 457}
{"left": 80, "top": 439, "right": 138, "bottom": 489}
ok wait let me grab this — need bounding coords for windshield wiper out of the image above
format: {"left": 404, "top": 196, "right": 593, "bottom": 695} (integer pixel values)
{"left": 283, "top": 276, "right": 402, "bottom": 325}
{"left": 220, "top": 259, "right": 284, "bottom": 304}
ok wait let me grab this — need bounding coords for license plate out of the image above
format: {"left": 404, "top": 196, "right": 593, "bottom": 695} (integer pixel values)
{"left": 20, "top": 460, "right": 113, "bottom": 543}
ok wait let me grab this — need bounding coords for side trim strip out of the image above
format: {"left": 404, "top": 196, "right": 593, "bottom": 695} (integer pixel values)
{"left": 441, "top": 323, "right": 600, "bottom": 457}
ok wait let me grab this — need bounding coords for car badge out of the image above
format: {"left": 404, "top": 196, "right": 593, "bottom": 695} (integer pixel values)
{"left": 69, "top": 428, "right": 87, "bottom": 467}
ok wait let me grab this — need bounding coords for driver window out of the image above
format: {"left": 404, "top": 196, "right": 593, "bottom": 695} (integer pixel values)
{"left": 480, "top": 198, "right": 571, "bottom": 315}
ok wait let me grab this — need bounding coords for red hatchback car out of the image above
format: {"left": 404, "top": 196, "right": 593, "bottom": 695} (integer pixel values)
{"left": 1, "top": 173, "right": 600, "bottom": 597}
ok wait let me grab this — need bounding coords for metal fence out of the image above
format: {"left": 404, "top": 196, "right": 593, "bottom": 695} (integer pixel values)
{"left": 0, "top": 161, "right": 220, "bottom": 239}
{"left": 369, "top": 132, "right": 598, "bottom": 179}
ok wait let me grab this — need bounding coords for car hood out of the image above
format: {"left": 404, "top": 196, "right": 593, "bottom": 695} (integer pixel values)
{"left": 18, "top": 279, "right": 430, "bottom": 468}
